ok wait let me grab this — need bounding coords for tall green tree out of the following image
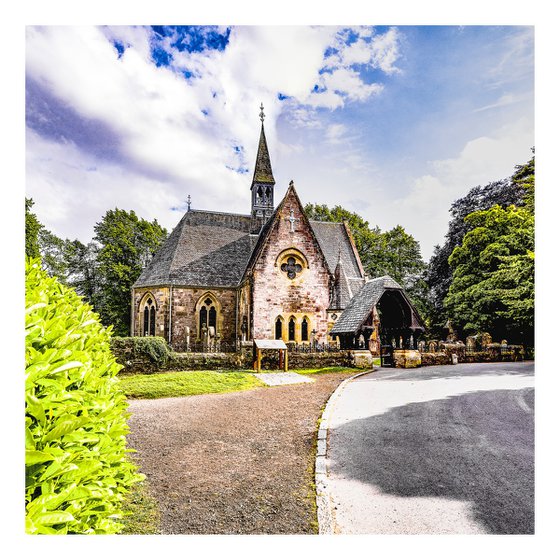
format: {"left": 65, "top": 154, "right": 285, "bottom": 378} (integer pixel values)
{"left": 444, "top": 161, "right": 534, "bottom": 345}
{"left": 25, "top": 198, "right": 42, "bottom": 258}
{"left": 64, "top": 240, "right": 101, "bottom": 308}
{"left": 39, "top": 228, "right": 69, "bottom": 281}
{"left": 94, "top": 209, "right": 167, "bottom": 335}
{"left": 425, "top": 154, "right": 534, "bottom": 335}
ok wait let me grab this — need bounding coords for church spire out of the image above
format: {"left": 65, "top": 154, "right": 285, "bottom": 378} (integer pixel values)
{"left": 251, "top": 103, "right": 275, "bottom": 221}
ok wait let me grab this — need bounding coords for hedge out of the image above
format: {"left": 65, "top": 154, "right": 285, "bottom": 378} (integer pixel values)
{"left": 25, "top": 258, "right": 143, "bottom": 534}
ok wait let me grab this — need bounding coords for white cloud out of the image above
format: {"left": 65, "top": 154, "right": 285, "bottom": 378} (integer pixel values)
{"left": 320, "top": 67, "right": 384, "bottom": 101}
{"left": 380, "top": 117, "right": 534, "bottom": 257}
{"left": 323, "top": 26, "right": 401, "bottom": 75}
{"left": 325, "top": 123, "right": 347, "bottom": 144}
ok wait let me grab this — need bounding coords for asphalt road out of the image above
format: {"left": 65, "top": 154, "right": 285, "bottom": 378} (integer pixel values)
{"left": 323, "top": 361, "right": 535, "bottom": 534}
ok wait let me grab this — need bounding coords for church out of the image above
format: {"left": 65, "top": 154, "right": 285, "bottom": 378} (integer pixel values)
{"left": 131, "top": 106, "right": 424, "bottom": 361}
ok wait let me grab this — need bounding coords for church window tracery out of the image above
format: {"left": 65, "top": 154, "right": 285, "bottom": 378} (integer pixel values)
{"left": 281, "top": 256, "right": 303, "bottom": 280}
{"left": 140, "top": 294, "right": 157, "bottom": 337}
{"left": 196, "top": 293, "right": 221, "bottom": 339}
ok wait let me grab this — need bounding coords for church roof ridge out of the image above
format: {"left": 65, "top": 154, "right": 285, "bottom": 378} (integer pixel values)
{"left": 188, "top": 209, "right": 251, "bottom": 219}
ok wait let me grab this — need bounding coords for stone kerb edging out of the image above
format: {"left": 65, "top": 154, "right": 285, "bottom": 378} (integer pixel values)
{"left": 315, "top": 369, "right": 376, "bottom": 535}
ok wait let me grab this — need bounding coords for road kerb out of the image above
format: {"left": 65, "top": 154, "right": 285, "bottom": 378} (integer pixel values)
{"left": 315, "top": 368, "right": 377, "bottom": 535}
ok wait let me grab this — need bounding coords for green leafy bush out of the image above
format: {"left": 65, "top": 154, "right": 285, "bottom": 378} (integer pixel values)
{"left": 111, "top": 336, "right": 172, "bottom": 368}
{"left": 25, "top": 258, "right": 143, "bottom": 534}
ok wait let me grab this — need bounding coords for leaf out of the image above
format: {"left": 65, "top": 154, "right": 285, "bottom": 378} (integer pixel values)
{"left": 26, "top": 302, "right": 47, "bottom": 315}
{"left": 51, "top": 361, "right": 84, "bottom": 374}
{"left": 26, "top": 450, "right": 55, "bottom": 465}
{"left": 26, "top": 393, "right": 46, "bottom": 425}
{"left": 42, "top": 415, "right": 89, "bottom": 442}
{"left": 34, "top": 511, "right": 75, "bottom": 526}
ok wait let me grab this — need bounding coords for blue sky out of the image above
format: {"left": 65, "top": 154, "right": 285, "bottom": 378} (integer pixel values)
{"left": 25, "top": 24, "right": 534, "bottom": 258}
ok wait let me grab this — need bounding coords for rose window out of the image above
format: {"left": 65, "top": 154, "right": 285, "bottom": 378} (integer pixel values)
{"left": 281, "top": 256, "right": 303, "bottom": 279}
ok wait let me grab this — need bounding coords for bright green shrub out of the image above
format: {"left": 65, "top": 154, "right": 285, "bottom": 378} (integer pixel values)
{"left": 25, "top": 258, "right": 143, "bottom": 534}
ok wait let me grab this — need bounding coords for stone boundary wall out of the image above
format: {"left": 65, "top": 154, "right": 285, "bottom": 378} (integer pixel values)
{"left": 420, "top": 348, "right": 525, "bottom": 367}
{"left": 111, "top": 337, "right": 526, "bottom": 374}
{"left": 113, "top": 342, "right": 356, "bottom": 375}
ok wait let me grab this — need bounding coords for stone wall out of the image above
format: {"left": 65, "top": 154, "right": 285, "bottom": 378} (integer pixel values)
{"left": 250, "top": 188, "right": 332, "bottom": 343}
{"left": 113, "top": 341, "right": 359, "bottom": 375}
{"left": 132, "top": 287, "right": 170, "bottom": 339}
{"left": 393, "top": 349, "right": 422, "bottom": 368}
{"left": 132, "top": 286, "right": 238, "bottom": 351}
{"left": 169, "top": 286, "right": 237, "bottom": 350}
{"left": 254, "top": 350, "right": 356, "bottom": 370}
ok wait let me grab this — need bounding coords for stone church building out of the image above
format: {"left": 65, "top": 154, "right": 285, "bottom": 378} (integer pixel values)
{"left": 131, "top": 109, "right": 424, "bottom": 359}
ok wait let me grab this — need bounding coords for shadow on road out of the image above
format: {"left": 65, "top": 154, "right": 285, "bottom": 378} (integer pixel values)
{"left": 330, "top": 387, "right": 534, "bottom": 534}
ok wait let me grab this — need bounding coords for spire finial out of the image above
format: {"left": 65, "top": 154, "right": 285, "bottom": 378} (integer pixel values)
{"left": 187, "top": 194, "right": 191, "bottom": 212}
{"left": 259, "top": 102, "right": 265, "bottom": 123}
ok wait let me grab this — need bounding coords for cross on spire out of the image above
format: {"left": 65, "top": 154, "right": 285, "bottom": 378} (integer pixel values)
{"left": 186, "top": 194, "right": 191, "bottom": 211}
{"left": 259, "top": 102, "right": 265, "bottom": 123}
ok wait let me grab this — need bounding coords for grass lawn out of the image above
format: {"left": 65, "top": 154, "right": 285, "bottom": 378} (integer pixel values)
{"left": 119, "top": 367, "right": 366, "bottom": 399}
{"left": 120, "top": 477, "right": 161, "bottom": 534}
{"left": 119, "top": 370, "right": 266, "bottom": 399}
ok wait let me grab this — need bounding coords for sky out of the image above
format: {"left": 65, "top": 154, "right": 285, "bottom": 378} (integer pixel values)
{"left": 25, "top": 24, "right": 534, "bottom": 259}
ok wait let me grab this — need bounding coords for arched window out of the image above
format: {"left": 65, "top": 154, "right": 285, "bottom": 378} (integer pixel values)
{"left": 275, "top": 317, "right": 283, "bottom": 340}
{"left": 141, "top": 295, "right": 156, "bottom": 336}
{"left": 288, "top": 316, "right": 296, "bottom": 341}
{"left": 301, "top": 317, "right": 309, "bottom": 342}
{"left": 196, "top": 293, "right": 221, "bottom": 339}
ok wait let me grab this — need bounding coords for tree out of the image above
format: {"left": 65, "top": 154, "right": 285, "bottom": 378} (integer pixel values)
{"left": 39, "top": 228, "right": 69, "bottom": 281}
{"left": 94, "top": 209, "right": 168, "bottom": 335}
{"left": 64, "top": 240, "right": 102, "bottom": 308}
{"left": 380, "top": 225, "right": 425, "bottom": 284}
{"left": 444, "top": 172, "right": 534, "bottom": 345}
{"left": 425, "top": 155, "right": 534, "bottom": 335}
{"left": 25, "top": 198, "right": 42, "bottom": 258}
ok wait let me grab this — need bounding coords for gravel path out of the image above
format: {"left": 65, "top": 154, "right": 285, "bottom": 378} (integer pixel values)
{"left": 126, "top": 371, "right": 356, "bottom": 534}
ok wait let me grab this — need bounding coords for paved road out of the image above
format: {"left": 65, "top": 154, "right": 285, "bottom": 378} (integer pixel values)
{"left": 322, "top": 362, "right": 534, "bottom": 534}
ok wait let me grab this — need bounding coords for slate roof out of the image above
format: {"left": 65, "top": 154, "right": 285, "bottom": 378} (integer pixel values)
{"left": 252, "top": 124, "right": 275, "bottom": 185}
{"left": 134, "top": 189, "right": 367, "bottom": 295}
{"left": 309, "top": 221, "right": 362, "bottom": 278}
{"left": 309, "top": 220, "right": 365, "bottom": 309}
{"left": 133, "top": 210, "right": 259, "bottom": 288}
{"left": 330, "top": 275, "right": 423, "bottom": 335}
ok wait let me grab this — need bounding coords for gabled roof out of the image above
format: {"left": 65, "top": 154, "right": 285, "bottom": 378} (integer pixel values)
{"left": 133, "top": 210, "right": 258, "bottom": 288}
{"left": 134, "top": 184, "right": 366, "bottom": 297}
{"left": 309, "top": 221, "right": 363, "bottom": 278}
{"left": 330, "top": 275, "right": 424, "bottom": 335}
{"left": 242, "top": 181, "right": 333, "bottom": 283}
